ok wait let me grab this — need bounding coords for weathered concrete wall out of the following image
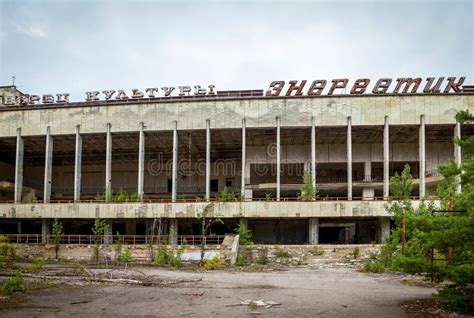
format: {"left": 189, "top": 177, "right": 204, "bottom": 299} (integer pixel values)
{"left": 0, "top": 200, "right": 426, "bottom": 219}
{"left": 1, "top": 95, "right": 472, "bottom": 137}
{"left": 14, "top": 243, "right": 223, "bottom": 262}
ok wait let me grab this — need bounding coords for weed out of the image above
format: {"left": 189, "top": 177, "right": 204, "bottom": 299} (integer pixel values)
{"left": 26, "top": 259, "right": 45, "bottom": 273}
{"left": 202, "top": 256, "right": 223, "bottom": 270}
{"left": 274, "top": 248, "right": 292, "bottom": 258}
{"left": 256, "top": 247, "right": 269, "bottom": 265}
{"left": 352, "top": 247, "right": 360, "bottom": 259}
{"left": 307, "top": 247, "right": 324, "bottom": 256}
{"left": 2, "top": 271, "right": 23, "bottom": 296}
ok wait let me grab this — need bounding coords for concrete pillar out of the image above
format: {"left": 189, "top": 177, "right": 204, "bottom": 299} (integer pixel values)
{"left": 104, "top": 220, "right": 113, "bottom": 244}
{"left": 378, "top": 217, "right": 391, "bottom": 243}
{"left": 308, "top": 218, "right": 319, "bottom": 244}
{"left": 14, "top": 128, "right": 24, "bottom": 204}
{"left": 17, "top": 221, "right": 22, "bottom": 235}
{"left": 276, "top": 117, "right": 281, "bottom": 201}
{"left": 138, "top": 122, "right": 145, "bottom": 199}
{"left": 41, "top": 219, "right": 51, "bottom": 244}
{"left": 172, "top": 121, "right": 178, "bottom": 203}
{"left": 383, "top": 116, "right": 390, "bottom": 199}
{"left": 43, "top": 126, "right": 53, "bottom": 203}
{"left": 454, "top": 122, "right": 462, "bottom": 193}
{"left": 364, "top": 161, "right": 372, "bottom": 181}
{"left": 347, "top": 117, "right": 352, "bottom": 200}
{"left": 74, "top": 125, "right": 82, "bottom": 202}
{"left": 206, "top": 119, "right": 211, "bottom": 201}
{"left": 105, "top": 123, "right": 112, "bottom": 201}
{"left": 419, "top": 115, "right": 426, "bottom": 198}
{"left": 311, "top": 116, "right": 316, "bottom": 188}
{"left": 169, "top": 219, "right": 178, "bottom": 245}
{"left": 241, "top": 119, "right": 246, "bottom": 199}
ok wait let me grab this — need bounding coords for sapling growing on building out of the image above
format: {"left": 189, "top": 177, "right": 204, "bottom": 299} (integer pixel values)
{"left": 197, "top": 203, "right": 223, "bottom": 262}
{"left": 92, "top": 218, "right": 109, "bottom": 263}
{"left": 52, "top": 218, "right": 64, "bottom": 260}
{"left": 298, "top": 172, "right": 319, "bottom": 201}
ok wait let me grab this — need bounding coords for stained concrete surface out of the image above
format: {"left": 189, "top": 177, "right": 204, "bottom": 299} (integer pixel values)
{"left": 1, "top": 267, "right": 435, "bottom": 317}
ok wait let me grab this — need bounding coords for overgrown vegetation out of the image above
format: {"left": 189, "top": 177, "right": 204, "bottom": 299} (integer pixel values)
{"left": 298, "top": 171, "right": 319, "bottom": 201}
{"left": 26, "top": 258, "right": 45, "bottom": 273}
{"left": 121, "top": 248, "right": 132, "bottom": 263}
{"left": 275, "top": 247, "right": 292, "bottom": 258}
{"left": 91, "top": 218, "right": 109, "bottom": 262}
{"left": 2, "top": 271, "right": 23, "bottom": 296}
{"left": 153, "top": 244, "right": 184, "bottom": 268}
{"left": 95, "top": 189, "right": 142, "bottom": 202}
{"left": 52, "top": 218, "right": 64, "bottom": 260}
{"left": 0, "top": 235, "right": 16, "bottom": 267}
{"left": 218, "top": 187, "right": 241, "bottom": 202}
{"left": 256, "top": 247, "right": 269, "bottom": 265}
{"left": 197, "top": 203, "right": 223, "bottom": 262}
{"left": 363, "top": 110, "right": 474, "bottom": 314}
{"left": 235, "top": 221, "right": 253, "bottom": 245}
{"left": 202, "top": 256, "right": 222, "bottom": 270}
{"left": 235, "top": 246, "right": 248, "bottom": 267}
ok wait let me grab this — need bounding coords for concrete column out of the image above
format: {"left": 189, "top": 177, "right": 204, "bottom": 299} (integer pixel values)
{"left": 205, "top": 119, "right": 211, "bottom": 201}
{"left": 14, "top": 128, "right": 24, "bottom": 204}
{"left": 74, "top": 125, "right": 82, "bottom": 202}
{"left": 311, "top": 116, "right": 316, "bottom": 188}
{"left": 105, "top": 123, "right": 112, "bottom": 201}
{"left": 383, "top": 116, "right": 390, "bottom": 199}
{"left": 364, "top": 161, "right": 372, "bottom": 181}
{"left": 172, "top": 121, "right": 178, "bottom": 203}
{"left": 347, "top": 117, "right": 352, "bottom": 200}
{"left": 104, "top": 220, "right": 113, "bottom": 244}
{"left": 419, "top": 115, "right": 426, "bottom": 198}
{"left": 454, "top": 122, "right": 462, "bottom": 193}
{"left": 17, "top": 221, "right": 22, "bottom": 235}
{"left": 241, "top": 118, "right": 246, "bottom": 199}
{"left": 378, "top": 217, "right": 391, "bottom": 243}
{"left": 41, "top": 219, "right": 51, "bottom": 244}
{"left": 308, "top": 218, "right": 319, "bottom": 244}
{"left": 138, "top": 122, "right": 145, "bottom": 199}
{"left": 43, "top": 126, "right": 53, "bottom": 203}
{"left": 169, "top": 219, "right": 178, "bottom": 245}
{"left": 276, "top": 117, "right": 281, "bottom": 201}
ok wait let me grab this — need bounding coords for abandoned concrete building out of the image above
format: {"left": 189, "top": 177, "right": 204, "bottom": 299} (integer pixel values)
{"left": 0, "top": 82, "right": 472, "bottom": 245}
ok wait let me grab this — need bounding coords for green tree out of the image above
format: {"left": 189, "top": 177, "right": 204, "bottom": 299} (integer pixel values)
{"left": 52, "top": 219, "right": 64, "bottom": 260}
{"left": 298, "top": 172, "right": 318, "bottom": 201}
{"left": 197, "top": 203, "right": 223, "bottom": 262}
{"left": 92, "top": 218, "right": 109, "bottom": 262}
{"left": 235, "top": 220, "right": 253, "bottom": 245}
{"left": 365, "top": 111, "right": 474, "bottom": 314}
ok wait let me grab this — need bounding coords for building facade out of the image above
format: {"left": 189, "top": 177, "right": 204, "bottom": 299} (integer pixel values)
{"left": 0, "top": 83, "right": 472, "bottom": 244}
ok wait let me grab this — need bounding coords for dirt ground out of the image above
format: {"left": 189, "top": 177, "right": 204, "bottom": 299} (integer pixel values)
{"left": 0, "top": 266, "right": 436, "bottom": 317}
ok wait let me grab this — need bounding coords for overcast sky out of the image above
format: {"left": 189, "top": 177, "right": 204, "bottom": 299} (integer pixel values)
{"left": 0, "top": 0, "right": 472, "bottom": 101}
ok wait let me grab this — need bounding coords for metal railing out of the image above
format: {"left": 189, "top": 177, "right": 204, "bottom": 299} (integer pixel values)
{"left": 3, "top": 234, "right": 226, "bottom": 245}
{"left": 0, "top": 196, "right": 429, "bottom": 204}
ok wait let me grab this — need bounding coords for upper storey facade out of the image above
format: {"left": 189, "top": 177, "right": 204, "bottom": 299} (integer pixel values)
{"left": 0, "top": 93, "right": 473, "bottom": 137}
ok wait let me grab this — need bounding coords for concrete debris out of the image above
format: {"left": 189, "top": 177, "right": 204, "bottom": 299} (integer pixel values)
{"left": 240, "top": 299, "right": 281, "bottom": 308}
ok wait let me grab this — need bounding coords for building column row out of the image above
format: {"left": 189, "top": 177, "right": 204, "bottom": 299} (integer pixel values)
{"left": 12, "top": 114, "right": 460, "bottom": 203}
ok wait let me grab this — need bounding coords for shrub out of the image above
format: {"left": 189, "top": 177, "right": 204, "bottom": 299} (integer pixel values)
{"left": 2, "top": 271, "right": 23, "bottom": 296}
{"left": 235, "top": 247, "right": 248, "bottom": 267}
{"left": 438, "top": 285, "right": 474, "bottom": 314}
{"left": 202, "top": 256, "right": 222, "bottom": 270}
{"left": 121, "top": 248, "right": 132, "bottom": 262}
{"left": 363, "top": 259, "right": 385, "bottom": 273}
{"left": 95, "top": 192, "right": 105, "bottom": 201}
{"left": 256, "top": 247, "right": 269, "bottom": 265}
{"left": 169, "top": 253, "right": 182, "bottom": 268}
{"left": 0, "top": 235, "right": 16, "bottom": 266}
{"left": 218, "top": 187, "right": 239, "bottom": 202}
{"left": 154, "top": 245, "right": 171, "bottom": 266}
{"left": 235, "top": 221, "right": 253, "bottom": 245}
{"left": 129, "top": 192, "right": 142, "bottom": 202}
{"left": 308, "top": 247, "right": 324, "bottom": 256}
{"left": 114, "top": 188, "right": 128, "bottom": 202}
{"left": 352, "top": 247, "right": 360, "bottom": 259}
{"left": 274, "top": 248, "right": 292, "bottom": 258}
